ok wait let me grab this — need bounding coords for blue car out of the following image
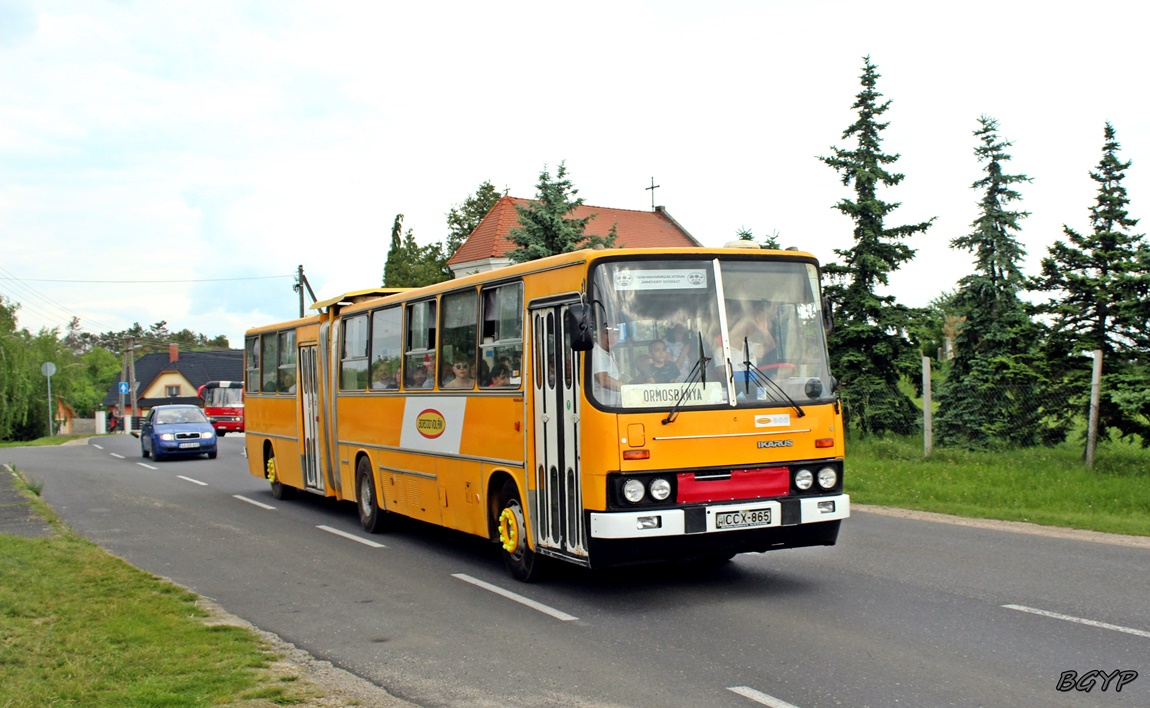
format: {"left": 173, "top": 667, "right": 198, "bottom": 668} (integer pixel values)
{"left": 139, "top": 405, "right": 218, "bottom": 461}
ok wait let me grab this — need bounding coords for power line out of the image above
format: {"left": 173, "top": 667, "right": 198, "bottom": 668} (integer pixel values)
{"left": 0, "top": 274, "right": 293, "bottom": 283}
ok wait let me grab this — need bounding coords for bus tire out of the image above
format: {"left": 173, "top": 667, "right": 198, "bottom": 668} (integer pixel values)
{"left": 267, "top": 455, "right": 295, "bottom": 500}
{"left": 356, "top": 457, "right": 387, "bottom": 533}
{"left": 498, "top": 479, "right": 545, "bottom": 583}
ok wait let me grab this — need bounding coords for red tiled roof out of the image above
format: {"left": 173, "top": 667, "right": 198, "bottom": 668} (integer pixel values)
{"left": 447, "top": 196, "right": 700, "bottom": 266}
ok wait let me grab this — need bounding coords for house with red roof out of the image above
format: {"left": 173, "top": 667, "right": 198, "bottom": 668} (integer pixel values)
{"left": 446, "top": 196, "right": 701, "bottom": 277}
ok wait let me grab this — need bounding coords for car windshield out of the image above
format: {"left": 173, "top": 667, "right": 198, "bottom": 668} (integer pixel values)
{"left": 156, "top": 408, "right": 208, "bottom": 425}
{"left": 586, "top": 257, "right": 833, "bottom": 411}
{"left": 202, "top": 387, "right": 243, "bottom": 407}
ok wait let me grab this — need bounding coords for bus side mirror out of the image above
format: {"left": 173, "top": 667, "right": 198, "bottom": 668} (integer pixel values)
{"left": 822, "top": 296, "right": 835, "bottom": 335}
{"left": 566, "top": 304, "right": 594, "bottom": 352}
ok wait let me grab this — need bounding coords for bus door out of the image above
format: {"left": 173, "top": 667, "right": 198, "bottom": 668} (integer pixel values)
{"left": 529, "top": 303, "right": 587, "bottom": 561}
{"left": 298, "top": 344, "right": 324, "bottom": 493}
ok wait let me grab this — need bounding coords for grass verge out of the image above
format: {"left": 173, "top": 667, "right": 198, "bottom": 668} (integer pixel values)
{"left": 0, "top": 469, "right": 338, "bottom": 707}
{"left": 848, "top": 435, "right": 1150, "bottom": 537}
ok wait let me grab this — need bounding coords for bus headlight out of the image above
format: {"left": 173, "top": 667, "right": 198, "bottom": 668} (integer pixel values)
{"left": 649, "top": 477, "right": 671, "bottom": 501}
{"left": 817, "top": 466, "right": 838, "bottom": 489}
{"left": 623, "top": 479, "right": 646, "bottom": 503}
{"left": 794, "top": 468, "right": 814, "bottom": 490}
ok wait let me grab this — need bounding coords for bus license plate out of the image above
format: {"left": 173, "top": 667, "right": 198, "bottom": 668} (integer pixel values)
{"left": 715, "top": 508, "right": 772, "bottom": 529}
{"left": 178, "top": 442, "right": 200, "bottom": 449}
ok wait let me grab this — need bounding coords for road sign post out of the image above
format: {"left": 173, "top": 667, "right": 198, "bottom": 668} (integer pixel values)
{"left": 41, "top": 362, "right": 57, "bottom": 437}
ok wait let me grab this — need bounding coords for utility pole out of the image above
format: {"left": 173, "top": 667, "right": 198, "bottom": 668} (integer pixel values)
{"left": 294, "top": 265, "right": 318, "bottom": 317}
{"left": 127, "top": 337, "right": 137, "bottom": 433}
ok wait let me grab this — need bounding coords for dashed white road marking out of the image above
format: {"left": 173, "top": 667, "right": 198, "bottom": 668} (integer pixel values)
{"left": 317, "top": 525, "right": 384, "bottom": 548}
{"left": 1003, "top": 604, "right": 1150, "bottom": 639}
{"left": 177, "top": 475, "right": 208, "bottom": 486}
{"left": 727, "top": 686, "right": 802, "bottom": 707}
{"left": 110, "top": 453, "right": 124, "bottom": 459}
{"left": 92, "top": 444, "right": 104, "bottom": 450}
{"left": 137, "top": 463, "right": 157, "bottom": 470}
{"left": 452, "top": 573, "right": 578, "bottom": 622}
{"left": 233, "top": 495, "right": 275, "bottom": 510}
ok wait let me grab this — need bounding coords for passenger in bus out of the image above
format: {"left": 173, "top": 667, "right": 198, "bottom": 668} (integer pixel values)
{"left": 592, "top": 321, "right": 622, "bottom": 405}
{"left": 486, "top": 363, "right": 512, "bottom": 387}
{"left": 730, "top": 301, "right": 779, "bottom": 367}
{"left": 372, "top": 368, "right": 398, "bottom": 390}
{"left": 637, "top": 340, "right": 682, "bottom": 383}
{"left": 445, "top": 359, "right": 477, "bottom": 389}
{"left": 406, "top": 364, "right": 432, "bottom": 389}
{"left": 663, "top": 323, "right": 692, "bottom": 378}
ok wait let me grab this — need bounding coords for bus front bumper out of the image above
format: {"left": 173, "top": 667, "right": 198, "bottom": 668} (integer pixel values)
{"left": 589, "top": 494, "right": 849, "bottom": 539}
{"left": 584, "top": 495, "right": 848, "bottom": 568}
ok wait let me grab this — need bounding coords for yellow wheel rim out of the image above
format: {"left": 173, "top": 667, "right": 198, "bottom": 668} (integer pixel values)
{"left": 498, "top": 507, "right": 519, "bottom": 553}
{"left": 266, "top": 458, "right": 277, "bottom": 484}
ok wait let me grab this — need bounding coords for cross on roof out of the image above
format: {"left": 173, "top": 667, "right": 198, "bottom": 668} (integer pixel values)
{"left": 646, "top": 176, "right": 660, "bottom": 211}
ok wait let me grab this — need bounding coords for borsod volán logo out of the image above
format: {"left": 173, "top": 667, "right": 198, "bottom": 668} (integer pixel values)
{"left": 415, "top": 409, "right": 446, "bottom": 439}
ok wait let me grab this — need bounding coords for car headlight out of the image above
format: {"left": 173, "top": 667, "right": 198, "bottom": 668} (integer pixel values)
{"left": 649, "top": 477, "right": 671, "bottom": 501}
{"left": 160, "top": 433, "right": 174, "bottom": 441}
{"left": 622, "top": 479, "right": 646, "bottom": 503}
{"left": 202, "top": 431, "right": 215, "bottom": 439}
{"left": 817, "top": 466, "right": 838, "bottom": 489}
{"left": 794, "top": 468, "right": 813, "bottom": 490}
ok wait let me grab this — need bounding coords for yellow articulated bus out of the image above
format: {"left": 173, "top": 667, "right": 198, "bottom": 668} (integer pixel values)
{"left": 243, "top": 247, "right": 848, "bottom": 581}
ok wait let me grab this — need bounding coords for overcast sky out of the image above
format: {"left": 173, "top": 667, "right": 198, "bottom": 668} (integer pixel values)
{"left": 2, "top": 0, "right": 1147, "bottom": 349}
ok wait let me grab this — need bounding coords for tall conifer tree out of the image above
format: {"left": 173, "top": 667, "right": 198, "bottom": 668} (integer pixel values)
{"left": 1032, "top": 122, "right": 1150, "bottom": 444}
{"left": 935, "top": 117, "right": 1060, "bottom": 448}
{"left": 507, "top": 161, "right": 616, "bottom": 264}
{"left": 818, "top": 57, "right": 934, "bottom": 435}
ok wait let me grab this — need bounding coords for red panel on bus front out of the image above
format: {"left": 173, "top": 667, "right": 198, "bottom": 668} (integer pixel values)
{"left": 676, "top": 467, "right": 790, "bottom": 503}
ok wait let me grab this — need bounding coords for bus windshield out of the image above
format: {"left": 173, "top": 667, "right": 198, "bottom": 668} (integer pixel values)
{"left": 202, "top": 386, "right": 243, "bottom": 407}
{"left": 587, "top": 257, "right": 833, "bottom": 411}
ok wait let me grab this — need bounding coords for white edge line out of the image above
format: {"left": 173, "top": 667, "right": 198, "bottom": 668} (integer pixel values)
{"left": 1003, "top": 604, "right": 1150, "bottom": 639}
{"left": 233, "top": 495, "right": 276, "bottom": 510}
{"left": 452, "top": 573, "right": 578, "bottom": 622}
{"left": 176, "top": 475, "right": 208, "bottom": 486}
{"left": 110, "top": 453, "right": 124, "bottom": 459}
{"left": 137, "top": 463, "right": 157, "bottom": 470}
{"left": 317, "top": 525, "right": 385, "bottom": 548}
{"left": 728, "top": 686, "right": 802, "bottom": 708}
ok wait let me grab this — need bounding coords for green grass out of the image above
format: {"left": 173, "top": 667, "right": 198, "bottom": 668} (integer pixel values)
{"left": 0, "top": 471, "right": 336, "bottom": 707}
{"left": 0, "top": 434, "right": 92, "bottom": 448}
{"left": 847, "top": 435, "right": 1150, "bottom": 536}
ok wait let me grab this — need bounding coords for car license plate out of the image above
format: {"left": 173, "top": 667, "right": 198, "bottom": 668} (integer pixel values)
{"left": 715, "top": 508, "right": 772, "bottom": 529}
{"left": 178, "top": 442, "right": 200, "bottom": 449}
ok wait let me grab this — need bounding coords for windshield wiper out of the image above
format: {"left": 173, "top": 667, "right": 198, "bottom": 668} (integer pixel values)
{"left": 662, "top": 332, "right": 711, "bottom": 425}
{"left": 741, "top": 337, "right": 805, "bottom": 418}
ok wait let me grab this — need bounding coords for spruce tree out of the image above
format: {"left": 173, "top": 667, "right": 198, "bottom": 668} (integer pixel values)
{"left": 1032, "top": 122, "right": 1150, "bottom": 445}
{"left": 382, "top": 214, "right": 450, "bottom": 288}
{"left": 818, "top": 57, "right": 934, "bottom": 436}
{"left": 506, "top": 161, "right": 617, "bottom": 264}
{"left": 935, "top": 117, "right": 1061, "bottom": 448}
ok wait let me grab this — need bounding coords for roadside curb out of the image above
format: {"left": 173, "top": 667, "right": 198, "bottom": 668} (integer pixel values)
{"left": 854, "top": 504, "right": 1150, "bottom": 549}
{"left": 0, "top": 464, "right": 56, "bottom": 538}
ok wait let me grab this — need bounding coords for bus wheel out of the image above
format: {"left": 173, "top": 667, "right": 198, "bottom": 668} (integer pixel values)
{"left": 497, "top": 480, "right": 545, "bottom": 582}
{"left": 267, "top": 456, "right": 295, "bottom": 500}
{"left": 356, "top": 457, "right": 387, "bottom": 533}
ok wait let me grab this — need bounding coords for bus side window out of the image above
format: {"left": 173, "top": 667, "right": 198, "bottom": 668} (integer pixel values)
{"left": 441, "top": 289, "right": 478, "bottom": 389}
{"left": 260, "top": 333, "right": 278, "bottom": 393}
{"left": 480, "top": 282, "right": 523, "bottom": 388}
{"left": 278, "top": 330, "right": 297, "bottom": 393}
{"left": 245, "top": 336, "right": 260, "bottom": 394}
{"left": 404, "top": 300, "right": 437, "bottom": 390}
{"left": 340, "top": 314, "right": 369, "bottom": 391}
{"left": 371, "top": 307, "right": 402, "bottom": 390}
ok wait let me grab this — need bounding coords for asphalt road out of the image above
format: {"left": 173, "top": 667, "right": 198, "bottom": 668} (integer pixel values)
{"left": 4, "top": 436, "right": 1148, "bottom": 707}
